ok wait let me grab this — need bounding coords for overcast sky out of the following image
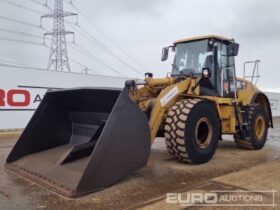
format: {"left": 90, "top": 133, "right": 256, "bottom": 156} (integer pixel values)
{"left": 0, "top": 0, "right": 279, "bottom": 92}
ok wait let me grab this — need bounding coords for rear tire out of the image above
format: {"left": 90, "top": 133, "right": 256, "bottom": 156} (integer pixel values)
{"left": 234, "top": 104, "right": 268, "bottom": 150}
{"left": 164, "top": 99, "right": 220, "bottom": 164}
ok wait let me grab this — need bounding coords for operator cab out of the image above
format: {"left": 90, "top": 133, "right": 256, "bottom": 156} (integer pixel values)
{"left": 161, "top": 35, "right": 239, "bottom": 97}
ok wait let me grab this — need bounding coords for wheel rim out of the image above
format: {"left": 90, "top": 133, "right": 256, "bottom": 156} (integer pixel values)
{"left": 195, "top": 117, "right": 213, "bottom": 149}
{"left": 255, "top": 115, "right": 265, "bottom": 140}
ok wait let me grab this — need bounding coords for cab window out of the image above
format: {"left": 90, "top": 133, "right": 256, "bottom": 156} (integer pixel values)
{"left": 217, "top": 43, "right": 236, "bottom": 97}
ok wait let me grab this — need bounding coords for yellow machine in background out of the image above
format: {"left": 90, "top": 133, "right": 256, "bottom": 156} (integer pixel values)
{"left": 6, "top": 35, "right": 273, "bottom": 197}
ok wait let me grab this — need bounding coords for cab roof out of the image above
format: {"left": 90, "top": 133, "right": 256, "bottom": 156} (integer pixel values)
{"left": 174, "top": 35, "right": 234, "bottom": 44}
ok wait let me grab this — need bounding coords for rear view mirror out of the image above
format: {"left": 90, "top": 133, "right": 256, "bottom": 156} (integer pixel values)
{"left": 228, "top": 43, "right": 239, "bottom": 56}
{"left": 161, "top": 47, "right": 169, "bottom": 61}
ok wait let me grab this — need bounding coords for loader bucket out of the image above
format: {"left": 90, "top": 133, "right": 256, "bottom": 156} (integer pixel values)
{"left": 5, "top": 87, "right": 151, "bottom": 197}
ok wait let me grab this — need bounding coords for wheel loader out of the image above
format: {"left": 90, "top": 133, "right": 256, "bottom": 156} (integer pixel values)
{"left": 5, "top": 35, "right": 273, "bottom": 197}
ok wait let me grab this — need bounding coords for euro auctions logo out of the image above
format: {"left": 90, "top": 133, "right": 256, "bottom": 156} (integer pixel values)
{"left": 0, "top": 89, "right": 31, "bottom": 107}
{"left": 0, "top": 85, "right": 52, "bottom": 110}
{"left": 166, "top": 190, "right": 277, "bottom": 207}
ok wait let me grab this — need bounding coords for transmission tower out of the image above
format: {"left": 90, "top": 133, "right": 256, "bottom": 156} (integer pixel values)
{"left": 41, "top": 0, "right": 77, "bottom": 72}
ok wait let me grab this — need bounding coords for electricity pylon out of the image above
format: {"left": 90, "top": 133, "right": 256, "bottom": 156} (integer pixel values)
{"left": 41, "top": 0, "right": 77, "bottom": 72}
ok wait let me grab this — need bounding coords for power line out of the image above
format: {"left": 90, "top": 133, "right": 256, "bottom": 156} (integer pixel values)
{"left": 23, "top": 1, "right": 137, "bottom": 76}
{"left": 0, "top": 56, "right": 103, "bottom": 77}
{"left": 0, "top": 1, "right": 131, "bottom": 77}
{"left": 0, "top": 27, "right": 100, "bottom": 75}
{"left": 0, "top": 27, "right": 43, "bottom": 40}
{"left": 0, "top": 62, "right": 86, "bottom": 76}
{"left": 66, "top": 20, "right": 143, "bottom": 76}
{"left": 0, "top": 63, "right": 127, "bottom": 79}
{"left": 28, "top": 0, "right": 49, "bottom": 8}
{"left": 66, "top": 21, "right": 143, "bottom": 76}
{"left": 0, "top": 36, "right": 45, "bottom": 46}
{"left": 0, "top": 15, "right": 42, "bottom": 29}
{"left": 0, "top": 0, "right": 43, "bottom": 15}
{"left": 71, "top": 43, "right": 125, "bottom": 77}
{"left": 69, "top": 58, "right": 100, "bottom": 75}
{"left": 70, "top": 43, "right": 125, "bottom": 77}
{"left": 0, "top": 32, "right": 96, "bottom": 75}
{"left": 0, "top": 3, "right": 117, "bottom": 76}
{"left": 66, "top": 27, "right": 122, "bottom": 75}
{"left": 65, "top": 22, "right": 104, "bottom": 48}
{"left": 0, "top": 63, "right": 50, "bottom": 71}
{"left": 0, "top": 58, "right": 31, "bottom": 66}
{"left": 68, "top": 1, "right": 150, "bottom": 72}
{"left": 28, "top": 0, "right": 44, "bottom": 6}
{"left": 76, "top": 24, "right": 143, "bottom": 76}
{"left": 63, "top": 5, "right": 145, "bottom": 76}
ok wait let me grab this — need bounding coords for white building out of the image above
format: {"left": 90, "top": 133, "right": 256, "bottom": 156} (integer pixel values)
{"left": 0, "top": 66, "right": 128, "bottom": 129}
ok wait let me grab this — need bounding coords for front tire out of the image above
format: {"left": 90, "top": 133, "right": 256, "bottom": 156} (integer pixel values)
{"left": 164, "top": 99, "right": 220, "bottom": 164}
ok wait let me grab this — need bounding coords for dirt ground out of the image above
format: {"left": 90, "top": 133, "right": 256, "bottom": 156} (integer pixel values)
{"left": 0, "top": 121, "right": 279, "bottom": 210}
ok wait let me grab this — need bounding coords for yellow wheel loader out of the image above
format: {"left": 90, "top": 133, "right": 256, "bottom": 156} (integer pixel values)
{"left": 6, "top": 35, "right": 273, "bottom": 197}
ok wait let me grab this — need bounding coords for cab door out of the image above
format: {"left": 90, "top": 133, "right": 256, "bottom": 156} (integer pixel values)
{"left": 217, "top": 42, "right": 237, "bottom": 98}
